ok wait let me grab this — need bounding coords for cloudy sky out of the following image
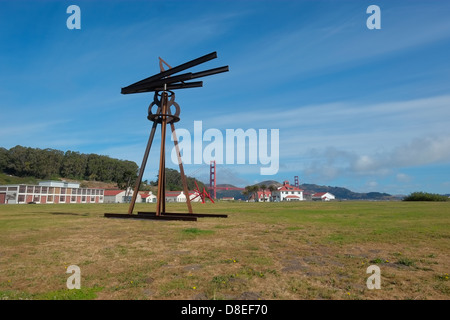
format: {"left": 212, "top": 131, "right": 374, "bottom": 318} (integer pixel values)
{"left": 1, "top": 0, "right": 450, "bottom": 194}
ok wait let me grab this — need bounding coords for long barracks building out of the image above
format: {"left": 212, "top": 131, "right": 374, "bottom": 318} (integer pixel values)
{"left": 0, "top": 180, "right": 104, "bottom": 205}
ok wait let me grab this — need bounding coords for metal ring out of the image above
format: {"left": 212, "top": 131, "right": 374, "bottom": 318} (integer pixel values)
{"left": 147, "top": 90, "right": 181, "bottom": 124}
{"left": 147, "top": 113, "right": 180, "bottom": 124}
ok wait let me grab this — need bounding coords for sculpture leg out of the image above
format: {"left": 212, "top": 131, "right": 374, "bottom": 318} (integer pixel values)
{"left": 156, "top": 92, "right": 169, "bottom": 216}
{"left": 127, "top": 121, "right": 158, "bottom": 214}
{"left": 170, "top": 122, "right": 193, "bottom": 214}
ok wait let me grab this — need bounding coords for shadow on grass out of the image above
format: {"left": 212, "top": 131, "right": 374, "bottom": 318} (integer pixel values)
{"left": 45, "top": 212, "right": 90, "bottom": 217}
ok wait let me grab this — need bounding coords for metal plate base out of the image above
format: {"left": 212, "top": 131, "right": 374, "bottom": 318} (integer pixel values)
{"left": 137, "top": 211, "right": 228, "bottom": 218}
{"left": 104, "top": 213, "right": 197, "bottom": 221}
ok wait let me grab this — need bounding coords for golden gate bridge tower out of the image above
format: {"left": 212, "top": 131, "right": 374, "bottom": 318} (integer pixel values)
{"left": 209, "top": 160, "right": 217, "bottom": 199}
{"left": 207, "top": 160, "right": 245, "bottom": 199}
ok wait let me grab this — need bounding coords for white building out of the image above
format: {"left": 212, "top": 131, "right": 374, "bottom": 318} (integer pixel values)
{"left": 165, "top": 191, "right": 201, "bottom": 203}
{"left": 104, "top": 188, "right": 142, "bottom": 204}
{"left": 271, "top": 180, "right": 303, "bottom": 202}
{"left": 0, "top": 181, "right": 104, "bottom": 204}
{"left": 141, "top": 191, "right": 157, "bottom": 203}
{"left": 312, "top": 192, "right": 336, "bottom": 201}
{"left": 250, "top": 190, "right": 271, "bottom": 202}
{"left": 221, "top": 197, "right": 235, "bottom": 201}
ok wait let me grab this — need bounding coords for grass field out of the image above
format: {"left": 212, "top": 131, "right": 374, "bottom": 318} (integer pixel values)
{"left": 0, "top": 201, "right": 449, "bottom": 300}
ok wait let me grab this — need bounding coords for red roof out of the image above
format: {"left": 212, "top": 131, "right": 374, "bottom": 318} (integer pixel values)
{"left": 139, "top": 191, "right": 155, "bottom": 198}
{"left": 104, "top": 190, "right": 124, "bottom": 196}
{"left": 285, "top": 195, "right": 301, "bottom": 199}
{"left": 278, "top": 185, "right": 303, "bottom": 192}
{"left": 165, "top": 191, "right": 182, "bottom": 196}
{"left": 312, "top": 192, "right": 327, "bottom": 197}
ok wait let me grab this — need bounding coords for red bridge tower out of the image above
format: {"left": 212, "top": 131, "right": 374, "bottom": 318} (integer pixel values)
{"left": 210, "top": 160, "right": 217, "bottom": 199}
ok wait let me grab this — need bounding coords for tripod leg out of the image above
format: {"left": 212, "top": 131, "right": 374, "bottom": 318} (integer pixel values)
{"left": 162, "top": 137, "right": 166, "bottom": 214}
{"left": 156, "top": 92, "right": 169, "bottom": 216}
{"left": 128, "top": 121, "right": 158, "bottom": 214}
{"left": 156, "top": 144, "right": 164, "bottom": 216}
{"left": 171, "top": 123, "right": 193, "bottom": 213}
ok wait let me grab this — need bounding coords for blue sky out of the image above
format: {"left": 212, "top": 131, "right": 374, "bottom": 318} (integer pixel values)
{"left": 1, "top": 0, "right": 450, "bottom": 195}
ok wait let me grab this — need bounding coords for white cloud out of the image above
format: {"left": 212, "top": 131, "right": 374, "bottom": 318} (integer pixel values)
{"left": 396, "top": 173, "right": 412, "bottom": 183}
{"left": 204, "top": 94, "right": 450, "bottom": 133}
{"left": 366, "top": 181, "right": 379, "bottom": 189}
{"left": 197, "top": 94, "right": 450, "bottom": 171}
{"left": 389, "top": 136, "right": 450, "bottom": 168}
{"left": 301, "top": 135, "right": 450, "bottom": 181}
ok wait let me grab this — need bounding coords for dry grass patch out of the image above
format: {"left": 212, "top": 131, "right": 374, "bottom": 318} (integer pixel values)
{"left": 0, "top": 201, "right": 449, "bottom": 299}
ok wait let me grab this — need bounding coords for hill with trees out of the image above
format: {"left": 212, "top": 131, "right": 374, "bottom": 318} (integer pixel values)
{"left": 0, "top": 146, "right": 212, "bottom": 192}
{"left": 146, "top": 168, "right": 206, "bottom": 191}
{"left": 222, "top": 181, "right": 396, "bottom": 201}
{"left": 0, "top": 145, "right": 138, "bottom": 189}
{"left": 299, "top": 183, "right": 394, "bottom": 200}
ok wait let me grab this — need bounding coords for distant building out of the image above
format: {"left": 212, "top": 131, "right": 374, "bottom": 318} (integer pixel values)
{"left": 104, "top": 188, "right": 143, "bottom": 203}
{"left": 221, "top": 197, "right": 235, "bottom": 201}
{"left": 271, "top": 180, "right": 303, "bottom": 201}
{"left": 0, "top": 181, "right": 104, "bottom": 204}
{"left": 104, "top": 189, "right": 126, "bottom": 203}
{"left": 312, "top": 192, "right": 336, "bottom": 201}
{"left": 140, "top": 191, "right": 157, "bottom": 203}
{"left": 103, "top": 189, "right": 202, "bottom": 204}
{"left": 303, "top": 192, "right": 313, "bottom": 201}
{"left": 165, "top": 190, "right": 201, "bottom": 203}
{"left": 250, "top": 190, "right": 271, "bottom": 202}
{"left": 104, "top": 189, "right": 159, "bottom": 204}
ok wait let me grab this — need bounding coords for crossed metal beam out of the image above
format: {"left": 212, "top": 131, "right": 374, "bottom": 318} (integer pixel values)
{"left": 121, "top": 52, "right": 228, "bottom": 94}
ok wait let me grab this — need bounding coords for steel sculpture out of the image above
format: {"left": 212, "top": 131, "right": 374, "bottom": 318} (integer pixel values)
{"left": 191, "top": 181, "right": 215, "bottom": 204}
{"left": 105, "top": 52, "right": 228, "bottom": 221}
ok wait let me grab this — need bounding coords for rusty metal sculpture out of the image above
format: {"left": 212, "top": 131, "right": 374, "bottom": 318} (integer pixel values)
{"left": 191, "top": 180, "right": 215, "bottom": 204}
{"left": 105, "top": 52, "right": 228, "bottom": 221}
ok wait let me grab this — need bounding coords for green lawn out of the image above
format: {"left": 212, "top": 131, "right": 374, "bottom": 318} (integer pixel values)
{"left": 0, "top": 201, "right": 449, "bottom": 300}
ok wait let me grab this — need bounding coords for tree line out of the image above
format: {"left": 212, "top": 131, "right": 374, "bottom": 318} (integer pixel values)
{"left": 403, "top": 192, "right": 449, "bottom": 202}
{"left": 147, "top": 168, "right": 206, "bottom": 191}
{"left": 242, "top": 184, "right": 277, "bottom": 201}
{"left": 0, "top": 145, "right": 138, "bottom": 189}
